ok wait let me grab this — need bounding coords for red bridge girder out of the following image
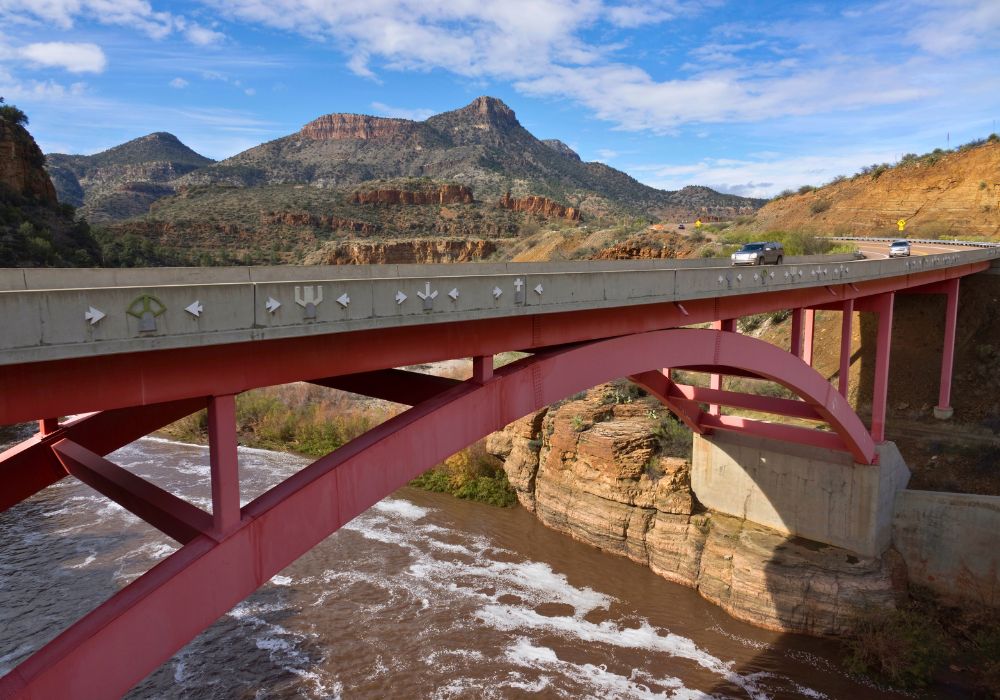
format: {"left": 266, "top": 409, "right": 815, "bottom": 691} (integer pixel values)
{"left": 0, "top": 327, "right": 875, "bottom": 698}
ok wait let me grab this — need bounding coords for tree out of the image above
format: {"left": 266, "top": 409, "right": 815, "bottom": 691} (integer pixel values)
{"left": 0, "top": 97, "right": 29, "bottom": 127}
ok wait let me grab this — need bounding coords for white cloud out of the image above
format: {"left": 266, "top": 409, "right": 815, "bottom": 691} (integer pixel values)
{"left": 0, "top": 0, "right": 174, "bottom": 38}
{"left": 370, "top": 101, "right": 434, "bottom": 120}
{"left": 18, "top": 42, "right": 107, "bottom": 73}
{"left": 244, "top": 87, "right": 255, "bottom": 95}
{"left": 634, "top": 149, "right": 902, "bottom": 198}
{"left": 595, "top": 148, "right": 618, "bottom": 160}
{"left": 906, "top": 0, "right": 1000, "bottom": 55}
{"left": 185, "top": 24, "right": 226, "bottom": 46}
{"left": 169, "top": 76, "right": 188, "bottom": 88}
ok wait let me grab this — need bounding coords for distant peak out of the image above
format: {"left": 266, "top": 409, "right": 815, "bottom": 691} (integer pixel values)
{"left": 300, "top": 112, "right": 417, "bottom": 141}
{"left": 457, "top": 96, "right": 519, "bottom": 128}
{"left": 542, "top": 139, "right": 581, "bottom": 161}
{"left": 144, "top": 132, "right": 180, "bottom": 141}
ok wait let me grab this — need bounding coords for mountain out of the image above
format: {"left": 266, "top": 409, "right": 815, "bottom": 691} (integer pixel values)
{"left": 46, "top": 132, "right": 214, "bottom": 222}
{"left": 0, "top": 107, "right": 100, "bottom": 266}
{"left": 177, "top": 96, "right": 763, "bottom": 220}
{"left": 750, "top": 136, "right": 1000, "bottom": 238}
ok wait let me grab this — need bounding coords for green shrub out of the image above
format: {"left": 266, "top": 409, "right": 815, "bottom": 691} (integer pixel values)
{"left": 845, "top": 608, "right": 949, "bottom": 689}
{"left": 810, "top": 199, "right": 832, "bottom": 214}
{"left": 797, "top": 185, "right": 817, "bottom": 195}
{"left": 652, "top": 416, "right": 691, "bottom": 459}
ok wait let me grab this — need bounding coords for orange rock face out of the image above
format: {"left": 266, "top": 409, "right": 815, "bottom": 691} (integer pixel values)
{"left": 260, "top": 211, "right": 377, "bottom": 235}
{"left": 304, "top": 239, "right": 496, "bottom": 265}
{"left": 350, "top": 184, "right": 474, "bottom": 206}
{"left": 498, "top": 191, "right": 580, "bottom": 221}
{"left": 0, "top": 120, "right": 57, "bottom": 204}
{"left": 299, "top": 113, "right": 417, "bottom": 141}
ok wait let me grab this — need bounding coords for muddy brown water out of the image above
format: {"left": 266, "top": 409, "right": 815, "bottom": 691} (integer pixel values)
{"left": 0, "top": 437, "right": 935, "bottom": 698}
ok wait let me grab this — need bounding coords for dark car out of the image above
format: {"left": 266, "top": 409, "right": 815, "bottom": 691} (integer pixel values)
{"left": 678, "top": 224, "right": 686, "bottom": 230}
{"left": 731, "top": 241, "right": 784, "bottom": 266}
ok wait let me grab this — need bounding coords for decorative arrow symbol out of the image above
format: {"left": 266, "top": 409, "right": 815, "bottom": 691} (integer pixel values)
{"left": 395, "top": 290, "right": 407, "bottom": 305}
{"left": 416, "top": 282, "right": 438, "bottom": 301}
{"left": 337, "top": 293, "right": 350, "bottom": 308}
{"left": 492, "top": 286, "right": 503, "bottom": 299}
{"left": 534, "top": 284, "right": 544, "bottom": 295}
{"left": 448, "top": 288, "right": 459, "bottom": 301}
{"left": 185, "top": 301, "right": 204, "bottom": 317}
{"left": 514, "top": 278, "right": 524, "bottom": 292}
{"left": 84, "top": 306, "right": 106, "bottom": 325}
{"left": 265, "top": 297, "right": 281, "bottom": 313}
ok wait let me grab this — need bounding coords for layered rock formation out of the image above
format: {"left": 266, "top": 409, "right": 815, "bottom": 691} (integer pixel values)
{"left": 303, "top": 239, "right": 496, "bottom": 265}
{"left": 351, "top": 184, "right": 473, "bottom": 206}
{"left": 260, "top": 211, "right": 377, "bottom": 234}
{"left": 487, "top": 390, "right": 905, "bottom": 635}
{"left": 0, "top": 119, "right": 57, "bottom": 204}
{"left": 498, "top": 192, "right": 580, "bottom": 221}
{"left": 300, "top": 114, "right": 418, "bottom": 141}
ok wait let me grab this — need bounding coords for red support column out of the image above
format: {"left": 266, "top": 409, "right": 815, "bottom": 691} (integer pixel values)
{"left": 38, "top": 418, "right": 59, "bottom": 436}
{"left": 801, "top": 309, "right": 815, "bottom": 366}
{"left": 934, "top": 278, "right": 960, "bottom": 419}
{"left": 870, "top": 293, "right": 895, "bottom": 443}
{"left": 838, "top": 299, "right": 854, "bottom": 397}
{"left": 208, "top": 395, "right": 240, "bottom": 539}
{"left": 709, "top": 319, "right": 736, "bottom": 415}
{"left": 472, "top": 355, "right": 493, "bottom": 384}
{"left": 790, "top": 307, "right": 803, "bottom": 357}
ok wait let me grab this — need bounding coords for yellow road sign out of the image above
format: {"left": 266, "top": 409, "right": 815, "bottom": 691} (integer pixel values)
{"left": 897, "top": 218, "right": 906, "bottom": 231}
{"left": 695, "top": 219, "right": 702, "bottom": 228}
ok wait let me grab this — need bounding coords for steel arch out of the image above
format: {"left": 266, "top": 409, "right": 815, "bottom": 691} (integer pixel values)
{"left": 0, "top": 327, "right": 873, "bottom": 699}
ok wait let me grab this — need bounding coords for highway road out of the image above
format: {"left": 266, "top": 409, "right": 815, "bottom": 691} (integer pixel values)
{"left": 853, "top": 239, "right": 975, "bottom": 259}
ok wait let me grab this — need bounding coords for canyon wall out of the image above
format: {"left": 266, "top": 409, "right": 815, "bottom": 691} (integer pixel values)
{"left": 487, "top": 390, "right": 905, "bottom": 635}
{"left": 498, "top": 192, "right": 580, "bottom": 221}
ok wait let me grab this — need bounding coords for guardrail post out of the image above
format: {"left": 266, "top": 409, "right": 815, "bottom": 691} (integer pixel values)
{"left": 838, "top": 299, "right": 854, "bottom": 397}
{"left": 934, "top": 278, "right": 960, "bottom": 419}
{"left": 208, "top": 394, "right": 240, "bottom": 538}
{"left": 871, "top": 293, "right": 895, "bottom": 443}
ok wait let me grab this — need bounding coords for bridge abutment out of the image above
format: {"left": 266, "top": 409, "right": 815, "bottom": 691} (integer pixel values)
{"left": 691, "top": 432, "right": 910, "bottom": 557}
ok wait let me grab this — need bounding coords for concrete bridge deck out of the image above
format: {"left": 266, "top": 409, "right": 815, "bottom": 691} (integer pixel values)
{"left": 1, "top": 242, "right": 996, "bottom": 365}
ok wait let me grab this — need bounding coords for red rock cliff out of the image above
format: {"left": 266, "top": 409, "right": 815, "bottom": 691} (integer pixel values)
{"left": 299, "top": 114, "right": 417, "bottom": 141}
{"left": 498, "top": 191, "right": 580, "bottom": 221}
{"left": 351, "top": 184, "right": 474, "bottom": 206}
{"left": 0, "top": 120, "right": 57, "bottom": 204}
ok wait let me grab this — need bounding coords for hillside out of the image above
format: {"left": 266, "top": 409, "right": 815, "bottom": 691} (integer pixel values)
{"left": 751, "top": 138, "right": 1000, "bottom": 238}
{"left": 175, "top": 96, "right": 762, "bottom": 220}
{"left": 46, "top": 132, "right": 215, "bottom": 223}
{"left": 0, "top": 104, "right": 100, "bottom": 266}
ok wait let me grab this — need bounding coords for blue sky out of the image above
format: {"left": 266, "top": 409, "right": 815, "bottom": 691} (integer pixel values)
{"left": 1, "top": 0, "right": 998, "bottom": 197}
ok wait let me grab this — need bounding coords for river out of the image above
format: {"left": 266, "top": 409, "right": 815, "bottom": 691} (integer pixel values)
{"left": 0, "top": 436, "right": 914, "bottom": 699}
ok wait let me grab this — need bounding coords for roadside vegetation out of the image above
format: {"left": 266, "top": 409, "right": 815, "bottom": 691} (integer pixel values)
{"left": 161, "top": 378, "right": 519, "bottom": 508}
{"left": 845, "top": 588, "right": 1000, "bottom": 695}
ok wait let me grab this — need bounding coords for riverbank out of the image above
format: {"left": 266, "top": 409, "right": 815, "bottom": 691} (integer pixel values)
{"left": 154, "top": 377, "right": 998, "bottom": 695}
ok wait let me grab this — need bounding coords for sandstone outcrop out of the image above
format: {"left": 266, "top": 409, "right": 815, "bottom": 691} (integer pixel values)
{"left": 498, "top": 192, "right": 580, "bottom": 221}
{"left": 351, "top": 184, "right": 473, "bottom": 206}
{"left": 487, "top": 389, "right": 905, "bottom": 635}
{"left": 0, "top": 119, "right": 57, "bottom": 204}
{"left": 300, "top": 113, "right": 418, "bottom": 141}
{"left": 303, "top": 238, "right": 496, "bottom": 265}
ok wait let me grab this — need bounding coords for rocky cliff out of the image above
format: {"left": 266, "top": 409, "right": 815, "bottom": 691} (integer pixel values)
{"left": 498, "top": 192, "right": 580, "bottom": 221}
{"left": 0, "top": 119, "right": 57, "bottom": 204}
{"left": 351, "top": 184, "right": 473, "bottom": 206}
{"left": 753, "top": 139, "right": 1000, "bottom": 238}
{"left": 300, "top": 114, "right": 419, "bottom": 141}
{"left": 487, "top": 389, "right": 905, "bottom": 635}
{"left": 303, "top": 238, "right": 496, "bottom": 265}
